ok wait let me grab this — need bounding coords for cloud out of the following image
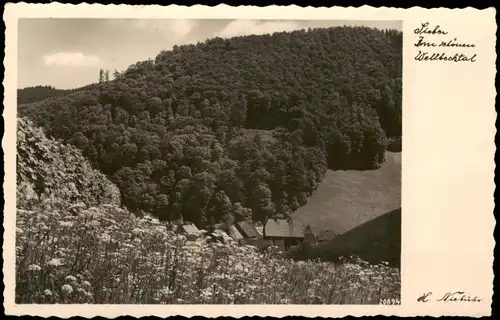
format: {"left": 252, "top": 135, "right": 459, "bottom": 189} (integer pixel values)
{"left": 171, "top": 19, "right": 196, "bottom": 38}
{"left": 43, "top": 52, "right": 103, "bottom": 67}
{"left": 218, "top": 20, "right": 301, "bottom": 38}
{"left": 132, "top": 19, "right": 197, "bottom": 39}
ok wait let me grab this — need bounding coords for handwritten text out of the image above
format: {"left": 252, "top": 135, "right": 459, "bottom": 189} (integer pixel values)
{"left": 413, "top": 22, "right": 477, "bottom": 63}
{"left": 417, "top": 291, "right": 482, "bottom": 303}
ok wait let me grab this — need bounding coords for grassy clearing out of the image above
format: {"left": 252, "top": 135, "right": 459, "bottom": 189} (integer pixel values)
{"left": 292, "top": 151, "right": 401, "bottom": 235}
{"left": 16, "top": 202, "right": 400, "bottom": 304}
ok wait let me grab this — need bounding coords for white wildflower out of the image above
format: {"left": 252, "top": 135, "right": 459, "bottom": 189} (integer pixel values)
{"left": 159, "top": 287, "right": 175, "bottom": 296}
{"left": 154, "top": 226, "right": 167, "bottom": 233}
{"left": 82, "top": 280, "right": 91, "bottom": 288}
{"left": 47, "top": 258, "right": 62, "bottom": 267}
{"left": 59, "top": 221, "right": 74, "bottom": 227}
{"left": 16, "top": 227, "right": 23, "bottom": 234}
{"left": 68, "top": 203, "right": 86, "bottom": 210}
{"left": 61, "top": 284, "right": 73, "bottom": 294}
{"left": 44, "top": 289, "right": 52, "bottom": 296}
{"left": 85, "top": 208, "right": 101, "bottom": 219}
{"left": 201, "top": 287, "right": 214, "bottom": 299}
{"left": 48, "top": 210, "right": 60, "bottom": 217}
{"left": 27, "top": 264, "right": 41, "bottom": 271}
{"left": 132, "top": 228, "right": 144, "bottom": 235}
{"left": 65, "top": 275, "right": 77, "bottom": 282}
{"left": 99, "top": 233, "right": 111, "bottom": 243}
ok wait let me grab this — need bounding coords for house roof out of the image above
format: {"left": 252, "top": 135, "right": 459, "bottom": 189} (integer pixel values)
{"left": 264, "top": 219, "right": 305, "bottom": 238}
{"left": 235, "top": 221, "right": 260, "bottom": 238}
{"left": 180, "top": 224, "right": 199, "bottom": 235}
{"left": 228, "top": 225, "right": 244, "bottom": 240}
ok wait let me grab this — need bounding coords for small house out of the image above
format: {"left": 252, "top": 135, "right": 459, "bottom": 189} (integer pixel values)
{"left": 234, "top": 221, "right": 260, "bottom": 239}
{"left": 264, "top": 218, "right": 306, "bottom": 249}
{"left": 178, "top": 223, "right": 200, "bottom": 240}
{"left": 228, "top": 225, "right": 244, "bottom": 240}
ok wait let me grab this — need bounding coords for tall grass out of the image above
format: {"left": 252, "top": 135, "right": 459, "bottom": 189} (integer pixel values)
{"left": 16, "top": 201, "right": 400, "bottom": 304}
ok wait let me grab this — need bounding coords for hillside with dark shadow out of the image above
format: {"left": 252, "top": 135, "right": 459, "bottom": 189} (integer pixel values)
{"left": 289, "top": 207, "right": 401, "bottom": 267}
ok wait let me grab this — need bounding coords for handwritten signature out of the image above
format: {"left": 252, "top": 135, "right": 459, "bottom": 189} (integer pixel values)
{"left": 417, "top": 291, "right": 482, "bottom": 303}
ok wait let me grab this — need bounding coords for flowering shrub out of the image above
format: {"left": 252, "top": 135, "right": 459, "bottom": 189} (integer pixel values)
{"left": 16, "top": 204, "right": 400, "bottom": 304}
{"left": 17, "top": 117, "right": 121, "bottom": 210}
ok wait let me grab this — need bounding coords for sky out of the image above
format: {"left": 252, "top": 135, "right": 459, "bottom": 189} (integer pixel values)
{"left": 18, "top": 19, "right": 402, "bottom": 89}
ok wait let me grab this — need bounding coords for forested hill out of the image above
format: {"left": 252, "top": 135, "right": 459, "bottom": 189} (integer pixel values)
{"left": 17, "top": 84, "right": 98, "bottom": 105}
{"left": 18, "top": 26, "right": 402, "bottom": 227}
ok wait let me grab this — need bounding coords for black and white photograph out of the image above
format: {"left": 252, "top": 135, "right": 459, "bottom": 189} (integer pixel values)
{"left": 13, "top": 17, "right": 405, "bottom": 305}
{"left": 3, "top": 3, "right": 497, "bottom": 318}
{"left": 14, "top": 16, "right": 403, "bottom": 305}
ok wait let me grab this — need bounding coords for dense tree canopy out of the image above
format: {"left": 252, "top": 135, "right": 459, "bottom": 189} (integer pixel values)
{"left": 19, "top": 26, "right": 402, "bottom": 226}
{"left": 17, "top": 84, "right": 99, "bottom": 105}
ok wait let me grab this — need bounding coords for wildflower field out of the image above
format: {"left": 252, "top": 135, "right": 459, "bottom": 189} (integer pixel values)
{"left": 16, "top": 203, "right": 400, "bottom": 304}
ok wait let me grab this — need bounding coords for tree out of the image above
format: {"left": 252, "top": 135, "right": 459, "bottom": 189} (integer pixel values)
{"left": 99, "top": 69, "right": 104, "bottom": 84}
{"left": 113, "top": 69, "right": 122, "bottom": 80}
{"left": 154, "top": 193, "right": 170, "bottom": 220}
{"left": 232, "top": 202, "right": 252, "bottom": 222}
{"left": 213, "top": 190, "right": 233, "bottom": 225}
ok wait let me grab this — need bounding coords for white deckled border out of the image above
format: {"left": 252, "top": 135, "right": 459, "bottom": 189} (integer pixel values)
{"left": 3, "top": 3, "right": 497, "bottom": 318}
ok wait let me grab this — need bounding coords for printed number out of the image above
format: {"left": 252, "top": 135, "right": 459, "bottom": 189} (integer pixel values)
{"left": 379, "top": 298, "right": 399, "bottom": 305}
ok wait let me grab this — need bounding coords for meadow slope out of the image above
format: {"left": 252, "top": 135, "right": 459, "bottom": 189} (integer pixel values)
{"left": 291, "top": 151, "right": 401, "bottom": 234}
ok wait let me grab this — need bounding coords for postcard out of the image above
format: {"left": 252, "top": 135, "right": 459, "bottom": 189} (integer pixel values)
{"left": 3, "top": 3, "right": 496, "bottom": 317}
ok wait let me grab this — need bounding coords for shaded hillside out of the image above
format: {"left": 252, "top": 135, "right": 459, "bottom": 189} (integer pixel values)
{"left": 290, "top": 208, "right": 401, "bottom": 267}
{"left": 19, "top": 26, "right": 402, "bottom": 226}
{"left": 291, "top": 151, "right": 401, "bottom": 234}
{"left": 17, "top": 117, "right": 121, "bottom": 209}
